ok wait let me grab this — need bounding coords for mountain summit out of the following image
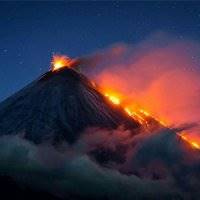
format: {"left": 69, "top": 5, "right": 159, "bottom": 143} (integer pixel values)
{"left": 0, "top": 68, "right": 139, "bottom": 144}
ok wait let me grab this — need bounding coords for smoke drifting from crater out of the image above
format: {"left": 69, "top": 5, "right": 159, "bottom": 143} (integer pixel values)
{"left": 81, "top": 32, "right": 200, "bottom": 141}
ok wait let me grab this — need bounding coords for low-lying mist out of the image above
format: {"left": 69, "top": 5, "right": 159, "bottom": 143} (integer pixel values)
{"left": 0, "top": 125, "right": 199, "bottom": 199}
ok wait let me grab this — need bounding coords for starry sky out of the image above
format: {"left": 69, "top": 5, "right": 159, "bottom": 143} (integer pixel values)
{"left": 1, "top": 1, "right": 200, "bottom": 101}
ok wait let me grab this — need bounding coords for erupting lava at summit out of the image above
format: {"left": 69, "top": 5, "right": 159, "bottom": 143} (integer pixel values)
{"left": 51, "top": 54, "right": 77, "bottom": 71}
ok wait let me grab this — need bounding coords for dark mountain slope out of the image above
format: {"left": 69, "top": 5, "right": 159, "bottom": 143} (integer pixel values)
{"left": 0, "top": 68, "right": 139, "bottom": 144}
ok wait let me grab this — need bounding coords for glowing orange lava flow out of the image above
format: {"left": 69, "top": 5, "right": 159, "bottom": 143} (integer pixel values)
{"left": 104, "top": 93, "right": 121, "bottom": 105}
{"left": 51, "top": 54, "right": 77, "bottom": 71}
{"left": 103, "top": 92, "right": 200, "bottom": 150}
{"left": 179, "top": 134, "right": 200, "bottom": 149}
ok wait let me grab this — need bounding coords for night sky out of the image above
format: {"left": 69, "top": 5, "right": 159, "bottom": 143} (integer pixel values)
{"left": 1, "top": 1, "right": 200, "bottom": 101}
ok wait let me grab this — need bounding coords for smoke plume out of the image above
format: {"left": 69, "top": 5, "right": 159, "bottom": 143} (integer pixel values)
{"left": 81, "top": 32, "right": 200, "bottom": 141}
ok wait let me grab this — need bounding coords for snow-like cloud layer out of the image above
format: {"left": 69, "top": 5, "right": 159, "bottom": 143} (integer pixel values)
{"left": 0, "top": 126, "right": 199, "bottom": 199}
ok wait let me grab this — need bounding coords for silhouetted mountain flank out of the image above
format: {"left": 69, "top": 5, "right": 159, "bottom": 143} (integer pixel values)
{"left": 0, "top": 68, "right": 139, "bottom": 144}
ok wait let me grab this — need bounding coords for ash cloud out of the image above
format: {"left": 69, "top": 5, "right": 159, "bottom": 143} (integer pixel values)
{"left": 80, "top": 32, "right": 200, "bottom": 140}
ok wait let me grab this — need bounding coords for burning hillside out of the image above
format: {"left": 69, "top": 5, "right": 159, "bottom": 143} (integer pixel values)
{"left": 49, "top": 54, "right": 200, "bottom": 150}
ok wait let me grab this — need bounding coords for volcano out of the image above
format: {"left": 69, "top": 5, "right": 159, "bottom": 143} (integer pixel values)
{"left": 0, "top": 67, "right": 139, "bottom": 144}
{"left": 0, "top": 66, "right": 200, "bottom": 200}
